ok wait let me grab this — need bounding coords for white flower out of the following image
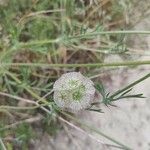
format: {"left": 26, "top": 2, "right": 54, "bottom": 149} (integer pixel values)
{"left": 53, "top": 72, "right": 95, "bottom": 112}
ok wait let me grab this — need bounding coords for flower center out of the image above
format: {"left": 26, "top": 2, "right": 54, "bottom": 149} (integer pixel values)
{"left": 72, "top": 84, "right": 85, "bottom": 101}
{"left": 59, "top": 79, "right": 86, "bottom": 102}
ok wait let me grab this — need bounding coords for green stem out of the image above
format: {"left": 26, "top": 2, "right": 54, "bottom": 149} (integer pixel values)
{"left": 18, "top": 31, "right": 150, "bottom": 47}
{"left": 19, "top": 39, "right": 59, "bottom": 47}
{"left": 110, "top": 73, "right": 150, "bottom": 98}
{"left": 0, "top": 104, "right": 47, "bottom": 110}
{"left": 0, "top": 138, "right": 7, "bottom": 150}
{"left": 69, "top": 30, "right": 150, "bottom": 39}
{"left": 11, "top": 31, "right": 150, "bottom": 48}
{"left": 1, "top": 60, "right": 150, "bottom": 68}
{"left": 5, "top": 71, "right": 49, "bottom": 105}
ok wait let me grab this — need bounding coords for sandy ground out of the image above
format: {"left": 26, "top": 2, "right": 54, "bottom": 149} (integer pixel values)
{"left": 33, "top": 15, "right": 150, "bottom": 150}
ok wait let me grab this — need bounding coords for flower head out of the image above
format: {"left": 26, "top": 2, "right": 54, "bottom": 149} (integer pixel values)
{"left": 53, "top": 72, "right": 95, "bottom": 112}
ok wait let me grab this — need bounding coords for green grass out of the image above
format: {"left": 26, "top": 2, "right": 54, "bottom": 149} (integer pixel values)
{"left": 0, "top": 0, "right": 150, "bottom": 149}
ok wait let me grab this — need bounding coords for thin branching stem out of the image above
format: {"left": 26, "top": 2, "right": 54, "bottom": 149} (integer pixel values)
{"left": 19, "top": 39, "right": 59, "bottom": 47}
{"left": 5, "top": 71, "right": 49, "bottom": 104}
{"left": 110, "top": 73, "right": 150, "bottom": 99}
{"left": 0, "top": 91, "right": 36, "bottom": 104}
{"left": 0, "top": 104, "right": 48, "bottom": 110}
{"left": 1, "top": 60, "right": 150, "bottom": 68}
{"left": 17, "top": 31, "right": 150, "bottom": 47}
{"left": 0, "top": 116, "right": 42, "bottom": 131}
{"left": 7, "top": 30, "right": 150, "bottom": 48}
{"left": 69, "top": 30, "right": 150, "bottom": 39}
